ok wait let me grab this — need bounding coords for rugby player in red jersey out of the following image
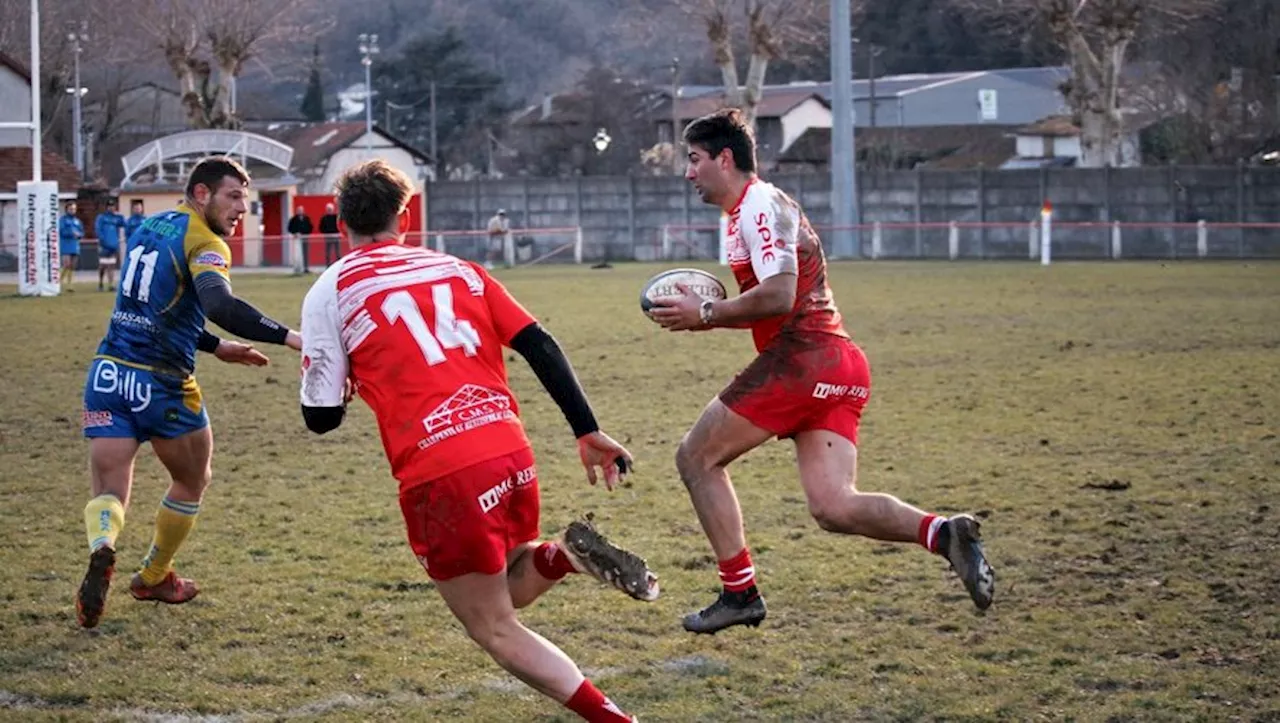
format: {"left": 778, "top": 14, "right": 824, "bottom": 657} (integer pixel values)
{"left": 650, "top": 109, "right": 995, "bottom": 634}
{"left": 300, "top": 160, "right": 655, "bottom": 722}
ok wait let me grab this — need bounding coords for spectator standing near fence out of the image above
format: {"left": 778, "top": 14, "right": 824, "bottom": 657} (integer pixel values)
{"left": 287, "top": 205, "right": 314, "bottom": 274}
{"left": 59, "top": 201, "right": 85, "bottom": 290}
{"left": 486, "top": 209, "right": 511, "bottom": 270}
{"left": 320, "top": 202, "right": 341, "bottom": 266}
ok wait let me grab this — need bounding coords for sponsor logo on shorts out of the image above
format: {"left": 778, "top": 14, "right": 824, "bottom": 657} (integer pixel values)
{"left": 82, "top": 410, "right": 113, "bottom": 428}
{"left": 812, "top": 382, "right": 869, "bottom": 400}
{"left": 477, "top": 464, "right": 537, "bottom": 514}
{"left": 194, "top": 251, "right": 228, "bottom": 268}
{"left": 92, "top": 359, "right": 152, "bottom": 412}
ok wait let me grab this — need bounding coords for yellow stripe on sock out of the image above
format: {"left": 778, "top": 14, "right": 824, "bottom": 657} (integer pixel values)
{"left": 84, "top": 494, "right": 125, "bottom": 553}
{"left": 139, "top": 498, "right": 199, "bottom": 587}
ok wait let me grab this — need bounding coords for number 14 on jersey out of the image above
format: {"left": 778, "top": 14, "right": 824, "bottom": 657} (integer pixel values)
{"left": 382, "top": 284, "right": 481, "bottom": 365}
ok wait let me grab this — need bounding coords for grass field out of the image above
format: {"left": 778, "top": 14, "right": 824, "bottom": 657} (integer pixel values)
{"left": 1, "top": 260, "right": 1278, "bottom": 723}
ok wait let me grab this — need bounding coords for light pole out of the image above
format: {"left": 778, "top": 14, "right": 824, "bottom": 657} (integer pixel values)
{"left": 670, "top": 56, "right": 681, "bottom": 173}
{"left": 830, "top": 0, "right": 858, "bottom": 258}
{"left": 68, "top": 21, "right": 88, "bottom": 179}
{"left": 358, "top": 33, "right": 379, "bottom": 154}
{"left": 592, "top": 128, "right": 611, "bottom": 154}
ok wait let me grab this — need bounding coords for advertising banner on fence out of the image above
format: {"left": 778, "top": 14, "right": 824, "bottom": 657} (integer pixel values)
{"left": 17, "top": 181, "right": 61, "bottom": 297}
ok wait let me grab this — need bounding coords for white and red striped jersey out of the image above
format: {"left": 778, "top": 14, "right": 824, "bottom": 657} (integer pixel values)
{"left": 723, "top": 178, "right": 848, "bottom": 351}
{"left": 299, "top": 242, "right": 536, "bottom": 491}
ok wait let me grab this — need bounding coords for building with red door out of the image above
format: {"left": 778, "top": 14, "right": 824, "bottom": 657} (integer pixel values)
{"left": 114, "top": 121, "right": 431, "bottom": 269}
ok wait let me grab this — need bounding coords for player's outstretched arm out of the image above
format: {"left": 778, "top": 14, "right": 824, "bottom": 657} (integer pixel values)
{"left": 509, "top": 322, "right": 633, "bottom": 489}
{"left": 194, "top": 272, "right": 303, "bottom": 350}
{"left": 298, "top": 274, "right": 350, "bottom": 435}
{"left": 197, "top": 329, "right": 270, "bottom": 366}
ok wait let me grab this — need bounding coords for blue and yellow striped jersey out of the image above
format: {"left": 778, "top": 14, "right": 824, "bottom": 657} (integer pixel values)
{"left": 95, "top": 203, "right": 233, "bottom": 377}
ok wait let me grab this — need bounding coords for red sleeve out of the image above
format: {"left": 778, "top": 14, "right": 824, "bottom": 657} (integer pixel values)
{"left": 477, "top": 265, "right": 537, "bottom": 343}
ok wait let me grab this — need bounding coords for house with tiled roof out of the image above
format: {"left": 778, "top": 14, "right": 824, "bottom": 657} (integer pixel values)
{"left": 509, "top": 84, "right": 831, "bottom": 173}
{"left": 667, "top": 89, "right": 831, "bottom": 164}
{"left": 100, "top": 121, "right": 431, "bottom": 267}
{"left": 252, "top": 120, "right": 433, "bottom": 194}
{"left": 0, "top": 50, "right": 85, "bottom": 267}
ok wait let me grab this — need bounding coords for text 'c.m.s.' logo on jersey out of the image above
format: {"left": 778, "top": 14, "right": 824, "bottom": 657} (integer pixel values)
{"left": 194, "top": 251, "right": 228, "bottom": 268}
{"left": 417, "top": 385, "right": 516, "bottom": 451}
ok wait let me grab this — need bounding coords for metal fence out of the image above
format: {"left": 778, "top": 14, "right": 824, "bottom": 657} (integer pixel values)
{"left": 425, "top": 166, "right": 1280, "bottom": 261}
{"left": 657, "top": 220, "right": 1280, "bottom": 262}
{"left": 6, "top": 220, "right": 1276, "bottom": 274}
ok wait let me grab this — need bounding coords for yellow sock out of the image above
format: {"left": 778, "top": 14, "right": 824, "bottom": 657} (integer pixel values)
{"left": 139, "top": 497, "right": 200, "bottom": 586}
{"left": 83, "top": 494, "right": 125, "bottom": 553}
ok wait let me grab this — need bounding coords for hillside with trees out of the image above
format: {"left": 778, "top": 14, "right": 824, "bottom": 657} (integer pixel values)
{"left": 1, "top": 0, "right": 1274, "bottom": 174}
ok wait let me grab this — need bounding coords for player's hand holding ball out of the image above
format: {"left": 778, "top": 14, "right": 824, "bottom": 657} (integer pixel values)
{"left": 641, "top": 268, "right": 727, "bottom": 332}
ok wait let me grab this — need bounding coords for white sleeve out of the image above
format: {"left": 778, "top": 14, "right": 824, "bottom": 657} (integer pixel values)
{"left": 741, "top": 188, "right": 799, "bottom": 281}
{"left": 299, "top": 271, "right": 349, "bottom": 408}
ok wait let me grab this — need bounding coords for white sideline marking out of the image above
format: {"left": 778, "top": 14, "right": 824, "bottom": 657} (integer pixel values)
{"left": 0, "top": 664, "right": 641, "bottom": 720}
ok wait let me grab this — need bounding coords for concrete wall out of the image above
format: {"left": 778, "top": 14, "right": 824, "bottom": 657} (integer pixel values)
{"left": 425, "top": 166, "right": 1280, "bottom": 261}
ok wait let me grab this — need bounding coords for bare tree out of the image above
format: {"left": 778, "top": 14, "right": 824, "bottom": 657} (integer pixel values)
{"left": 950, "top": 0, "right": 1223, "bottom": 167}
{"left": 133, "top": 0, "right": 327, "bottom": 129}
{"left": 664, "top": 0, "right": 827, "bottom": 127}
{"left": 1133, "top": 0, "right": 1280, "bottom": 163}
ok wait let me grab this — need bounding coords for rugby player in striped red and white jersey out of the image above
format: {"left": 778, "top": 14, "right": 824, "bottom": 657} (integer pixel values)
{"left": 299, "top": 160, "right": 655, "bottom": 723}
{"left": 650, "top": 109, "right": 995, "bottom": 634}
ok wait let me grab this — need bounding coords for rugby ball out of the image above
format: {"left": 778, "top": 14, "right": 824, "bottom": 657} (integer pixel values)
{"left": 639, "top": 268, "right": 728, "bottom": 313}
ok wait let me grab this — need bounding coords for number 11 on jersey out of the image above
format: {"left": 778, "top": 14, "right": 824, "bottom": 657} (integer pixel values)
{"left": 121, "top": 245, "right": 158, "bottom": 302}
{"left": 382, "top": 284, "right": 481, "bottom": 365}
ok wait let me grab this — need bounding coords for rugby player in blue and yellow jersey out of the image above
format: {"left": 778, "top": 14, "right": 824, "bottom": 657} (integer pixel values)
{"left": 76, "top": 156, "right": 303, "bottom": 629}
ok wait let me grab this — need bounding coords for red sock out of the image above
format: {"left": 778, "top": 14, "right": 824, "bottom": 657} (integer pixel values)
{"left": 565, "top": 679, "right": 632, "bottom": 722}
{"left": 533, "top": 542, "right": 578, "bottom": 580}
{"left": 717, "top": 548, "right": 756, "bottom": 592}
{"left": 918, "top": 514, "right": 945, "bottom": 553}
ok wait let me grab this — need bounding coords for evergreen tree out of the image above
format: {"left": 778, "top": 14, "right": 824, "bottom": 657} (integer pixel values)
{"left": 300, "top": 42, "right": 326, "bottom": 122}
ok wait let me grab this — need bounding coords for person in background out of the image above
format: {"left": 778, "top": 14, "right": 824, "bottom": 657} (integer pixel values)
{"left": 59, "top": 200, "right": 85, "bottom": 290}
{"left": 286, "top": 205, "right": 314, "bottom": 274}
{"left": 485, "top": 209, "right": 511, "bottom": 270}
{"left": 319, "top": 202, "right": 340, "bottom": 266}
{"left": 125, "top": 200, "right": 146, "bottom": 244}
{"left": 94, "top": 199, "right": 125, "bottom": 292}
